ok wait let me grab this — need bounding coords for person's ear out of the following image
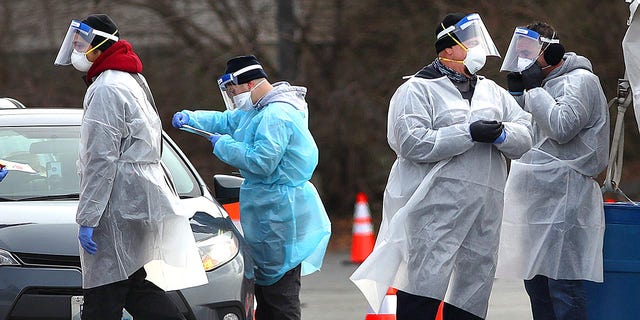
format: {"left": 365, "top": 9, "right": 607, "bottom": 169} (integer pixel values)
{"left": 443, "top": 47, "right": 454, "bottom": 56}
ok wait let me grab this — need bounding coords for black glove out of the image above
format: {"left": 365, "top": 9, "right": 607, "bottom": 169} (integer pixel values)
{"left": 470, "top": 120, "right": 504, "bottom": 143}
{"left": 521, "top": 62, "right": 544, "bottom": 90}
{"left": 507, "top": 72, "right": 524, "bottom": 96}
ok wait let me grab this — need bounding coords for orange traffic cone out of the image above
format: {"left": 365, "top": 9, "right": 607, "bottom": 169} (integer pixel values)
{"left": 365, "top": 287, "right": 397, "bottom": 320}
{"left": 351, "top": 192, "right": 375, "bottom": 263}
{"left": 222, "top": 201, "right": 242, "bottom": 233}
{"left": 436, "top": 301, "right": 444, "bottom": 320}
{"left": 365, "top": 288, "right": 444, "bottom": 320}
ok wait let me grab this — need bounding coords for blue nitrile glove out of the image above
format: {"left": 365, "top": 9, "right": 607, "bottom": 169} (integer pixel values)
{"left": 172, "top": 111, "right": 190, "bottom": 128}
{"left": 78, "top": 226, "right": 97, "bottom": 255}
{"left": 493, "top": 129, "right": 507, "bottom": 144}
{"left": 210, "top": 134, "right": 223, "bottom": 148}
{"left": 0, "top": 168, "right": 7, "bottom": 182}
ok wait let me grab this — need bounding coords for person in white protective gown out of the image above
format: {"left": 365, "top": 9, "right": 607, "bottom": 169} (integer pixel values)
{"left": 350, "top": 13, "right": 533, "bottom": 320}
{"left": 498, "top": 22, "right": 609, "bottom": 320}
{"left": 623, "top": 0, "right": 640, "bottom": 131}
{"left": 54, "top": 14, "right": 206, "bottom": 320}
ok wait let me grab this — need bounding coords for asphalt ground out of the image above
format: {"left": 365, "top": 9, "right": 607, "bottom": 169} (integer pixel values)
{"left": 300, "top": 251, "right": 532, "bottom": 319}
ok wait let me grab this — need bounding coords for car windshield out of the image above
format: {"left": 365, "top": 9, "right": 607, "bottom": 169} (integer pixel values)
{"left": 0, "top": 125, "right": 201, "bottom": 201}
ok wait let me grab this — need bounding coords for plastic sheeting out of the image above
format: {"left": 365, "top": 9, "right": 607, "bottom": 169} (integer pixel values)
{"left": 77, "top": 70, "right": 206, "bottom": 290}
{"left": 624, "top": 0, "right": 640, "bottom": 131}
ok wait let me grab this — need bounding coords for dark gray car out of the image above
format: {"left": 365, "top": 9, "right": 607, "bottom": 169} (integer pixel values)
{"left": 0, "top": 107, "right": 254, "bottom": 320}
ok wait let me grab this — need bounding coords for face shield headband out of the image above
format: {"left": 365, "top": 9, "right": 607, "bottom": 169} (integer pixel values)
{"left": 54, "top": 20, "right": 119, "bottom": 66}
{"left": 217, "top": 64, "right": 264, "bottom": 111}
{"left": 436, "top": 13, "right": 501, "bottom": 58}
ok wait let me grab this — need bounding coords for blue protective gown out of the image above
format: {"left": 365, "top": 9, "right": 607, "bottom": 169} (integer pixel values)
{"left": 183, "top": 82, "right": 331, "bottom": 285}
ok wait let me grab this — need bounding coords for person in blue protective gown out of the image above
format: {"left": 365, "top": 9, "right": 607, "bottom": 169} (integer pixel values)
{"left": 172, "top": 55, "right": 331, "bottom": 320}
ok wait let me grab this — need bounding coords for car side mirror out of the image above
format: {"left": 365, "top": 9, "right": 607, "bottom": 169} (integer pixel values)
{"left": 213, "top": 174, "right": 243, "bottom": 204}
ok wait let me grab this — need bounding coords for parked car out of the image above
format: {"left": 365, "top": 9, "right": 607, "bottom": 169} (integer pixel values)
{"left": 0, "top": 107, "right": 254, "bottom": 320}
{"left": 0, "top": 97, "right": 26, "bottom": 109}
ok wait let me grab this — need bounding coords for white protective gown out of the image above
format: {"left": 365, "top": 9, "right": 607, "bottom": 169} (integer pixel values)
{"left": 351, "top": 74, "right": 532, "bottom": 318}
{"left": 623, "top": 0, "right": 640, "bottom": 131}
{"left": 496, "top": 53, "right": 610, "bottom": 282}
{"left": 77, "top": 70, "right": 207, "bottom": 290}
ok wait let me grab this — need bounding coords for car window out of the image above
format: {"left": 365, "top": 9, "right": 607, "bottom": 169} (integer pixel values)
{"left": 0, "top": 126, "right": 80, "bottom": 199}
{"left": 161, "top": 141, "right": 201, "bottom": 198}
{"left": 0, "top": 125, "right": 201, "bottom": 200}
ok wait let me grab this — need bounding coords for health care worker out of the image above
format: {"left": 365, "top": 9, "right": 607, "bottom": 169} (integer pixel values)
{"left": 350, "top": 13, "right": 533, "bottom": 320}
{"left": 54, "top": 14, "right": 206, "bottom": 319}
{"left": 497, "top": 23, "right": 609, "bottom": 319}
{"left": 172, "top": 55, "right": 331, "bottom": 320}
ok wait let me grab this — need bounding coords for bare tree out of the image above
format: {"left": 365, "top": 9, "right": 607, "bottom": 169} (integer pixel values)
{"left": 0, "top": 0, "right": 634, "bottom": 222}
{"left": 277, "top": 0, "right": 296, "bottom": 80}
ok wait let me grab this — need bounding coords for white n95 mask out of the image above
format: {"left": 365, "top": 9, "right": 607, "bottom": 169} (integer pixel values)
{"left": 232, "top": 92, "right": 253, "bottom": 111}
{"left": 517, "top": 57, "right": 535, "bottom": 72}
{"left": 71, "top": 50, "right": 93, "bottom": 72}
{"left": 231, "top": 79, "right": 266, "bottom": 111}
{"left": 464, "top": 46, "right": 487, "bottom": 75}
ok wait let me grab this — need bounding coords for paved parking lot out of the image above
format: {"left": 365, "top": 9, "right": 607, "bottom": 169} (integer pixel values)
{"left": 300, "top": 251, "right": 532, "bottom": 319}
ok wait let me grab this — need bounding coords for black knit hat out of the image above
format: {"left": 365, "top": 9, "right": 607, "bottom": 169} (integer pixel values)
{"left": 435, "top": 13, "right": 466, "bottom": 53}
{"left": 81, "top": 14, "right": 119, "bottom": 51}
{"left": 224, "top": 55, "right": 268, "bottom": 84}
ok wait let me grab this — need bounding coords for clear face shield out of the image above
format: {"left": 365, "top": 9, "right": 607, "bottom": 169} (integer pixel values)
{"left": 217, "top": 65, "right": 264, "bottom": 111}
{"left": 500, "top": 27, "right": 544, "bottom": 72}
{"left": 437, "top": 13, "right": 501, "bottom": 58}
{"left": 54, "top": 20, "right": 119, "bottom": 66}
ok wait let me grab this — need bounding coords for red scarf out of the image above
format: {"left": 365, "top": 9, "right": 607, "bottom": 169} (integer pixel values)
{"left": 85, "top": 40, "right": 143, "bottom": 84}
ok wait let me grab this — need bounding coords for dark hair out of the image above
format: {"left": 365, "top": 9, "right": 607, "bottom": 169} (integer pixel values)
{"left": 527, "top": 22, "right": 565, "bottom": 66}
{"left": 527, "top": 22, "right": 559, "bottom": 41}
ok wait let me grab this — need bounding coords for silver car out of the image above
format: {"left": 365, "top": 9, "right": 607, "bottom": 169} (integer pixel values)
{"left": 0, "top": 107, "right": 254, "bottom": 320}
{"left": 0, "top": 97, "right": 26, "bottom": 109}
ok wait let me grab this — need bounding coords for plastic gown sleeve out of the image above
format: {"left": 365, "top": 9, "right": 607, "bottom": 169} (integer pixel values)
{"left": 76, "top": 86, "right": 124, "bottom": 227}
{"left": 492, "top": 91, "right": 533, "bottom": 159}
{"left": 525, "top": 82, "right": 592, "bottom": 144}
{"left": 182, "top": 109, "right": 241, "bottom": 136}
{"left": 390, "top": 85, "right": 474, "bottom": 163}
{"left": 214, "top": 106, "right": 289, "bottom": 176}
{"left": 623, "top": 3, "right": 640, "bottom": 132}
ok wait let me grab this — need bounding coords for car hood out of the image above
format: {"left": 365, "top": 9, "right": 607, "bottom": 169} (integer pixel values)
{"left": 0, "top": 201, "right": 79, "bottom": 255}
{"left": 0, "top": 197, "right": 224, "bottom": 255}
